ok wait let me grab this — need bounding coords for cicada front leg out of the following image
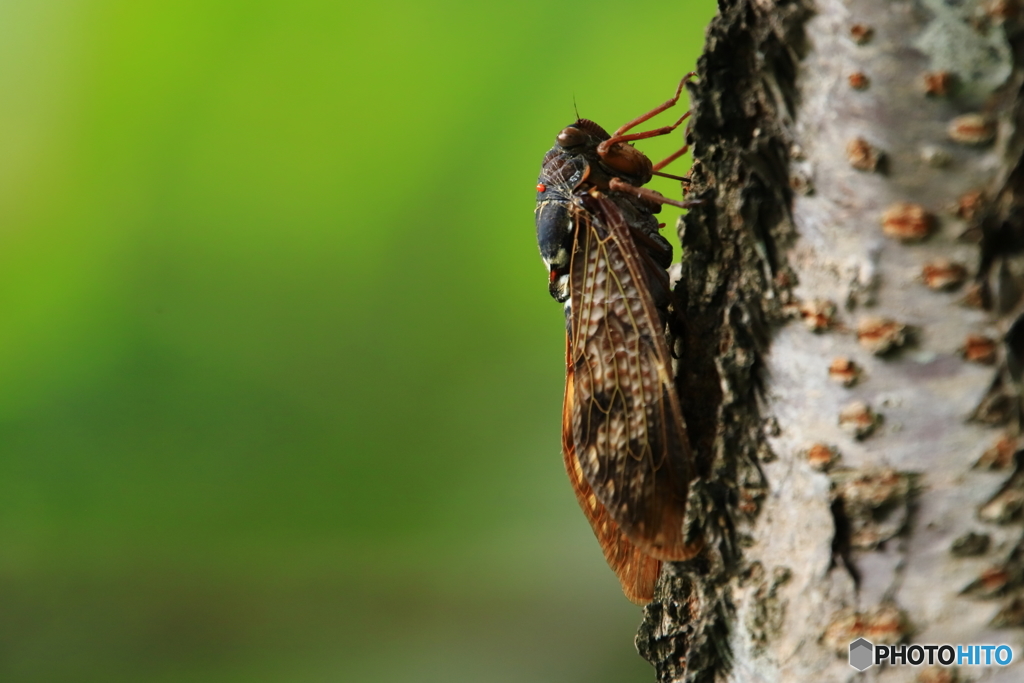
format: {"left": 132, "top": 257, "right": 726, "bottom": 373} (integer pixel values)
{"left": 595, "top": 74, "right": 700, "bottom": 207}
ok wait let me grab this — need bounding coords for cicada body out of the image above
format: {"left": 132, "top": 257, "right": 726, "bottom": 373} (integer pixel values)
{"left": 535, "top": 81, "right": 702, "bottom": 604}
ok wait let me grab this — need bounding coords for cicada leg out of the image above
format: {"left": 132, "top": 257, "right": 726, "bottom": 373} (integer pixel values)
{"left": 610, "top": 72, "right": 696, "bottom": 137}
{"left": 652, "top": 143, "right": 690, "bottom": 173}
{"left": 608, "top": 177, "right": 702, "bottom": 210}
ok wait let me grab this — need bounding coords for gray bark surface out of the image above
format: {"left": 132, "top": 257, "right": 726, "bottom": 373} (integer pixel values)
{"left": 636, "top": 0, "right": 1024, "bottom": 681}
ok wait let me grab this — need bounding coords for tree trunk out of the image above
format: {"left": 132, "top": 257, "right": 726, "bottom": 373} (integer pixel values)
{"left": 636, "top": 0, "right": 1024, "bottom": 680}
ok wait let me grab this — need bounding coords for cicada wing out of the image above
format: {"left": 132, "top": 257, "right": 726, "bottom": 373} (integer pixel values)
{"left": 562, "top": 342, "right": 661, "bottom": 604}
{"left": 567, "top": 195, "right": 701, "bottom": 562}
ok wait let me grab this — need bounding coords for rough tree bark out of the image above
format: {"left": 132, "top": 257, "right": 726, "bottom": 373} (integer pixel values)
{"left": 635, "top": 0, "right": 1024, "bottom": 680}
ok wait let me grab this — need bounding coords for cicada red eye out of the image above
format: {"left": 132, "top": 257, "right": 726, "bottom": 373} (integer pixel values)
{"left": 537, "top": 183, "right": 547, "bottom": 192}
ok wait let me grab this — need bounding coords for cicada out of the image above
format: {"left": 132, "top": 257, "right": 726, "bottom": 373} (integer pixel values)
{"left": 535, "top": 78, "right": 703, "bottom": 604}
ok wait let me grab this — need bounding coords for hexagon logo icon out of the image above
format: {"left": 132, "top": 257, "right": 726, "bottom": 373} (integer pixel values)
{"left": 849, "top": 638, "right": 874, "bottom": 671}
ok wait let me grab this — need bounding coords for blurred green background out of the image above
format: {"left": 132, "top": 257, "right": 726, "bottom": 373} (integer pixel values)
{"left": 0, "top": 1, "right": 715, "bottom": 681}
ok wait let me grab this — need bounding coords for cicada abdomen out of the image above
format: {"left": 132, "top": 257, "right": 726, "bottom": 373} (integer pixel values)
{"left": 534, "top": 78, "right": 702, "bottom": 604}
